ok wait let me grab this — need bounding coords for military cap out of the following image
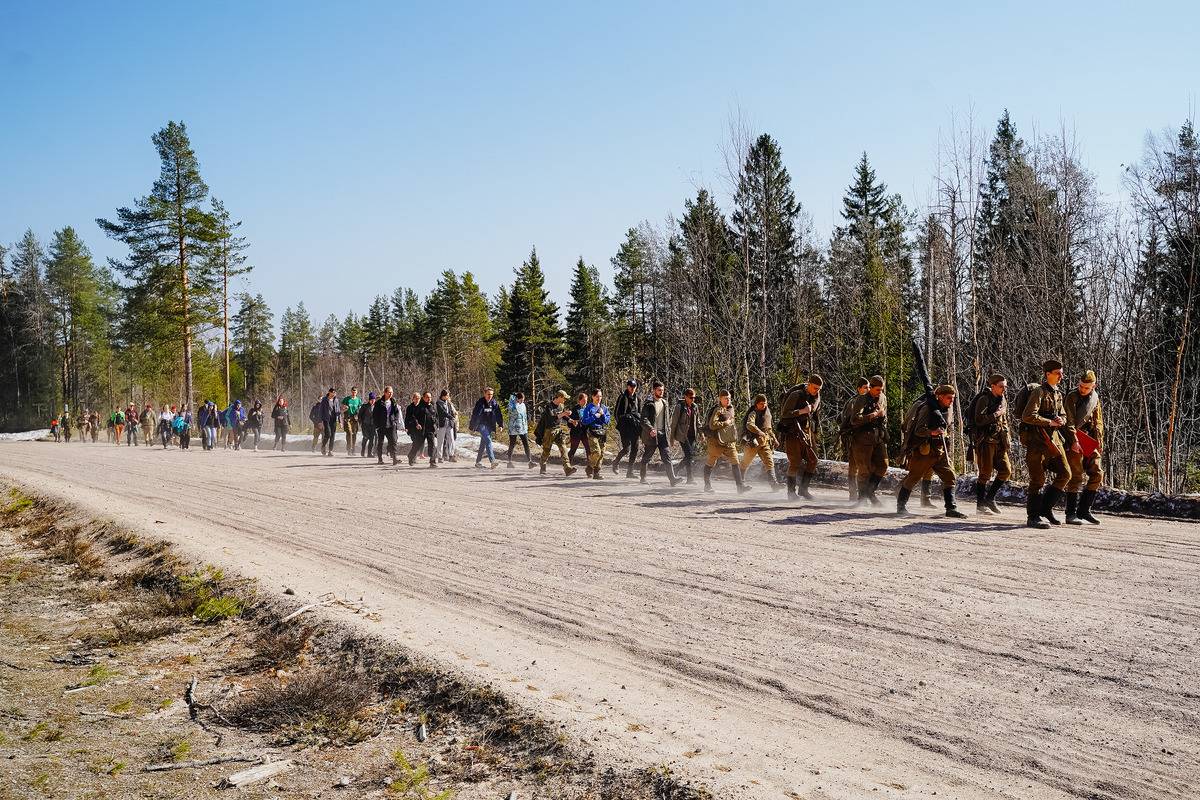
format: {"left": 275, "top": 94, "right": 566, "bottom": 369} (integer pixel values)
{"left": 868, "top": 375, "right": 885, "bottom": 388}
{"left": 554, "top": 389, "right": 568, "bottom": 399}
{"left": 1042, "top": 359, "right": 1064, "bottom": 373}
{"left": 988, "top": 373, "right": 1006, "bottom": 386}
{"left": 934, "top": 384, "right": 957, "bottom": 396}
{"left": 807, "top": 374, "right": 824, "bottom": 386}
{"left": 1080, "top": 370, "right": 1096, "bottom": 384}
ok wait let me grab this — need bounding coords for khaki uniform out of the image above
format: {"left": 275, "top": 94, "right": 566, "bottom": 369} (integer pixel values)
{"left": 848, "top": 393, "right": 889, "bottom": 478}
{"left": 739, "top": 406, "right": 778, "bottom": 482}
{"left": 901, "top": 401, "right": 956, "bottom": 490}
{"left": 1020, "top": 383, "right": 1072, "bottom": 493}
{"left": 778, "top": 386, "right": 820, "bottom": 478}
{"left": 972, "top": 391, "right": 1012, "bottom": 483}
{"left": 1064, "top": 389, "right": 1103, "bottom": 492}
{"left": 704, "top": 405, "right": 739, "bottom": 467}
{"left": 537, "top": 402, "right": 573, "bottom": 473}
{"left": 839, "top": 397, "right": 858, "bottom": 485}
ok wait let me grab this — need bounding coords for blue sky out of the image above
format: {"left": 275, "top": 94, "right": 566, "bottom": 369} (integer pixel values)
{"left": 1, "top": 1, "right": 1196, "bottom": 328}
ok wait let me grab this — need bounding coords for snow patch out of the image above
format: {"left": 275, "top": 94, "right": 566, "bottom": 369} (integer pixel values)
{"left": 0, "top": 430, "right": 50, "bottom": 442}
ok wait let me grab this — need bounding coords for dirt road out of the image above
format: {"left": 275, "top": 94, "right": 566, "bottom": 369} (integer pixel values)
{"left": 2, "top": 439, "right": 1196, "bottom": 799}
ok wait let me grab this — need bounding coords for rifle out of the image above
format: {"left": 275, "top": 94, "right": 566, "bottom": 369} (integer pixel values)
{"left": 910, "top": 339, "right": 949, "bottom": 434}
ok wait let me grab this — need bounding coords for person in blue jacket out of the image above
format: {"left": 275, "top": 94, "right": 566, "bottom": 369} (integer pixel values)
{"left": 224, "top": 399, "right": 244, "bottom": 450}
{"left": 469, "top": 386, "right": 504, "bottom": 469}
{"left": 580, "top": 388, "right": 612, "bottom": 479}
{"left": 505, "top": 392, "right": 534, "bottom": 468}
{"left": 198, "top": 401, "right": 222, "bottom": 451}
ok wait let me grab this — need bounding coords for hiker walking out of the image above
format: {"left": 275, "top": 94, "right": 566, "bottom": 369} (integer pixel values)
{"left": 359, "top": 392, "right": 376, "bottom": 458}
{"left": 271, "top": 396, "right": 290, "bottom": 450}
{"left": 373, "top": 385, "right": 401, "bottom": 465}
{"left": 505, "top": 392, "right": 534, "bottom": 468}
{"left": 435, "top": 390, "right": 457, "bottom": 462}
{"left": 638, "top": 381, "right": 679, "bottom": 486}
{"left": 612, "top": 379, "right": 642, "bottom": 476}
{"left": 534, "top": 390, "right": 576, "bottom": 476}
{"left": 469, "top": 387, "right": 503, "bottom": 469}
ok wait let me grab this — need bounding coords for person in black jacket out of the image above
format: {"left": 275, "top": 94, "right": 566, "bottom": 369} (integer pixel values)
{"left": 637, "top": 381, "right": 679, "bottom": 487}
{"left": 469, "top": 387, "right": 504, "bottom": 468}
{"left": 408, "top": 392, "right": 438, "bottom": 467}
{"left": 318, "top": 388, "right": 340, "bottom": 456}
{"left": 404, "top": 392, "right": 423, "bottom": 465}
{"left": 245, "top": 400, "right": 265, "bottom": 451}
{"left": 373, "top": 385, "right": 401, "bottom": 465}
{"left": 359, "top": 393, "right": 376, "bottom": 458}
{"left": 611, "top": 379, "right": 641, "bottom": 477}
{"left": 271, "top": 396, "right": 290, "bottom": 451}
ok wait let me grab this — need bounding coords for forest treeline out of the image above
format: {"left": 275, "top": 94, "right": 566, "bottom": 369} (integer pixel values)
{"left": 1, "top": 113, "right": 1197, "bottom": 493}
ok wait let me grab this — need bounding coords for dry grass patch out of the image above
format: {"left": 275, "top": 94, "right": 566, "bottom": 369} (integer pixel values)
{"left": 225, "top": 665, "right": 375, "bottom": 743}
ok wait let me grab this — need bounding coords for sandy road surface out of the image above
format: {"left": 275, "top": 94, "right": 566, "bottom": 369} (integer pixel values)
{"left": 2, "top": 440, "right": 1197, "bottom": 799}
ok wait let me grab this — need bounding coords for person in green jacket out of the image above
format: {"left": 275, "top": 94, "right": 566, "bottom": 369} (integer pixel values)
{"left": 342, "top": 387, "right": 362, "bottom": 456}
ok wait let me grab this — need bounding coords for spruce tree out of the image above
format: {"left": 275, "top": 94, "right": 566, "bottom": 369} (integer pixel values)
{"left": 45, "top": 227, "right": 112, "bottom": 414}
{"left": 231, "top": 292, "right": 273, "bottom": 398}
{"left": 564, "top": 257, "right": 610, "bottom": 390}
{"left": 97, "top": 121, "right": 217, "bottom": 416}
{"left": 498, "top": 248, "right": 563, "bottom": 401}
{"left": 610, "top": 227, "right": 653, "bottom": 374}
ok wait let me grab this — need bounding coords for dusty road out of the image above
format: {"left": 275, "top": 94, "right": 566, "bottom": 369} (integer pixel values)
{"left": 2, "top": 439, "right": 1196, "bottom": 799}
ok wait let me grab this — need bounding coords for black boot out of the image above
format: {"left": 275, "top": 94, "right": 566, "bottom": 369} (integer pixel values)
{"left": 896, "top": 486, "right": 913, "bottom": 516}
{"left": 1065, "top": 492, "right": 1084, "bottom": 525}
{"left": 975, "top": 482, "right": 993, "bottom": 515}
{"left": 798, "top": 472, "right": 814, "bottom": 500}
{"left": 1079, "top": 489, "right": 1101, "bottom": 524}
{"left": 703, "top": 466, "right": 714, "bottom": 493}
{"left": 985, "top": 479, "right": 1005, "bottom": 514}
{"left": 733, "top": 465, "right": 751, "bottom": 494}
{"left": 786, "top": 476, "right": 797, "bottom": 499}
{"left": 1041, "top": 486, "right": 1063, "bottom": 525}
{"left": 867, "top": 474, "right": 883, "bottom": 506}
{"left": 920, "top": 479, "right": 935, "bottom": 507}
{"left": 612, "top": 455, "right": 622, "bottom": 475}
{"left": 944, "top": 486, "right": 967, "bottom": 518}
{"left": 1026, "top": 491, "right": 1050, "bottom": 529}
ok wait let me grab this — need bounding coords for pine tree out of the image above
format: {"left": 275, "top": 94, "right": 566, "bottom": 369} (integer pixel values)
{"left": 498, "top": 248, "right": 563, "bottom": 400}
{"left": 97, "top": 121, "right": 217, "bottom": 416}
{"left": 231, "top": 292, "right": 273, "bottom": 398}
{"left": 564, "top": 257, "right": 610, "bottom": 390}
{"left": 278, "top": 302, "right": 317, "bottom": 398}
{"left": 8, "top": 230, "right": 55, "bottom": 423}
{"left": 610, "top": 226, "right": 654, "bottom": 376}
{"left": 206, "top": 198, "right": 251, "bottom": 406}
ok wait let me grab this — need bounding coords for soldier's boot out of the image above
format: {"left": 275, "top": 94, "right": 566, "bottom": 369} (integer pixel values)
{"left": 733, "top": 466, "right": 752, "bottom": 494}
{"left": 540, "top": 462, "right": 547, "bottom": 475}
{"left": 1079, "top": 490, "right": 1101, "bottom": 525}
{"left": 564, "top": 463, "right": 577, "bottom": 476}
{"left": 703, "top": 466, "right": 715, "bottom": 493}
{"left": 920, "top": 479, "right": 935, "bottom": 508}
{"left": 798, "top": 472, "right": 815, "bottom": 500}
{"left": 847, "top": 479, "right": 859, "bottom": 503}
{"left": 852, "top": 478, "right": 869, "bottom": 506}
{"left": 1026, "top": 491, "right": 1050, "bottom": 529}
{"left": 611, "top": 455, "right": 622, "bottom": 475}
{"left": 867, "top": 475, "right": 884, "bottom": 506}
{"left": 639, "top": 463, "right": 649, "bottom": 485}
{"left": 975, "top": 482, "right": 994, "bottom": 515}
{"left": 985, "top": 479, "right": 1005, "bottom": 514}
{"left": 944, "top": 486, "right": 967, "bottom": 519}
{"left": 1041, "top": 486, "right": 1064, "bottom": 525}
{"left": 786, "top": 477, "right": 797, "bottom": 499}
{"left": 767, "top": 472, "right": 783, "bottom": 492}
{"left": 1065, "top": 492, "right": 1084, "bottom": 525}
{"left": 376, "top": 450, "right": 384, "bottom": 465}
{"left": 896, "top": 487, "right": 914, "bottom": 517}
{"left": 626, "top": 461, "right": 636, "bottom": 479}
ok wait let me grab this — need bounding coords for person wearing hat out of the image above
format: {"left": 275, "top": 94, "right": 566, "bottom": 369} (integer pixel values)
{"left": 1063, "top": 370, "right": 1103, "bottom": 525}
{"left": 848, "top": 375, "right": 888, "bottom": 505}
{"left": 670, "top": 387, "right": 701, "bottom": 483}
{"left": 839, "top": 378, "right": 869, "bottom": 501}
{"left": 318, "top": 387, "right": 341, "bottom": 456}
{"left": 740, "top": 394, "right": 782, "bottom": 490}
{"left": 358, "top": 392, "right": 376, "bottom": 458}
{"left": 897, "top": 384, "right": 967, "bottom": 518}
{"left": 535, "top": 390, "right": 576, "bottom": 476}
{"left": 1019, "top": 359, "right": 1074, "bottom": 528}
{"left": 637, "top": 380, "right": 679, "bottom": 486}
{"left": 611, "top": 379, "right": 642, "bottom": 477}
{"left": 342, "top": 387, "right": 362, "bottom": 456}
{"left": 702, "top": 390, "right": 751, "bottom": 494}
{"left": 971, "top": 374, "right": 1012, "bottom": 515}
{"left": 778, "top": 374, "right": 823, "bottom": 500}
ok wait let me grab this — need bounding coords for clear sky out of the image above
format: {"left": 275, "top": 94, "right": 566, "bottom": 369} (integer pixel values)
{"left": 2, "top": 1, "right": 1196, "bottom": 328}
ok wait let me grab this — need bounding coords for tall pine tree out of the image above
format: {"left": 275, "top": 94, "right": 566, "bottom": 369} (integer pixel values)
{"left": 498, "top": 248, "right": 563, "bottom": 400}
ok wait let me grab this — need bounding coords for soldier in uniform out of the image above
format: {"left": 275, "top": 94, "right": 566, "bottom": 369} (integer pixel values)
{"left": 971, "top": 373, "right": 1012, "bottom": 515}
{"left": 1019, "top": 359, "right": 1074, "bottom": 529}
{"left": 1064, "top": 370, "right": 1103, "bottom": 525}
{"left": 703, "top": 390, "right": 750, "bottom": 494}
{"left": 778, "top": 374, "right": 823, "bottom": 500}
{"left": 840, "top": 378, "right": 869, "bottom": 501}
{"left": 739, "top": 394, "right": 781, "bottom": 490}
{"left": 847, "top": 375, "right": 889, "bottom": 505}
{"left": 535, "top": 390, "right": 577, "bottom": 476}
{"left": 897, "top": 385, "right": 967, "bottom": 518}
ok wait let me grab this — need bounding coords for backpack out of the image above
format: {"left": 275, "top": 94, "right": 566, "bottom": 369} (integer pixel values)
{"left": 1012, "top": 383, "right": 1039, "bottom": 433}
{"left": 961, "top": 389, "right": 991, "bottom": 440}
{"left": 900, "top": 397, "right": 930, "bottom": 455}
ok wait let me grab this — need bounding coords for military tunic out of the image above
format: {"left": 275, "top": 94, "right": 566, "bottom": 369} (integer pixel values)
{"left": 972, "top": 390, "right": 1012, "bottom": 483}
{"left": 848, "top": 392, "right": 889, "bottom": 479}
{"left": 1019, "top": 382, "right": 1073, "bottom": 493}
{"left": 778, "top": 385, "right": 820, "bottom": 478}
{"left": 900, "top": 400, "right": 957, "bottom": 491}
{"left": 1064, "top": 389, "right": 1104, "bottom": 492}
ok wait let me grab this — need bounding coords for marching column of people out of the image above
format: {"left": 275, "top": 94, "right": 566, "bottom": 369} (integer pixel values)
{"left": 53, "top": 360, "right": 1107, "bottom": 528}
